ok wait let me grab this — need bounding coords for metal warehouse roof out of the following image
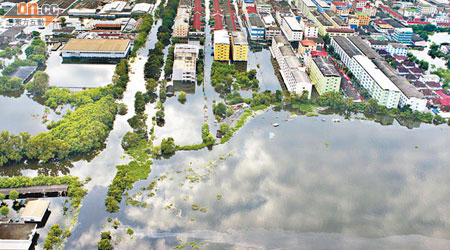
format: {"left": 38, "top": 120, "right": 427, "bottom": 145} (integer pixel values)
{"left": 62, "top": 39, "right": 131, "bottom": 52}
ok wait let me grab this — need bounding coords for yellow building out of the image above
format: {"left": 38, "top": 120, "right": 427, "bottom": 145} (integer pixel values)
{"left": 214, "top": 30, "right": 230, "bottom": 61}
{"left": 331, "top": 2, "right": 349, "bottom": 16}
{"left": 298, "top": 40, "right": 317, "bottom": 56}
{"left": 355, "top": 11, "right": 370, "bottom": 26}
{"left": 230, "top": 31, "right": 248, "bottom": 62}
{"left": 348, "top": 15, "right": 359, "bottom": 27}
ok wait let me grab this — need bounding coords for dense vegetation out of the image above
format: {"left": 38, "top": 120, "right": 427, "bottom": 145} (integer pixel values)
{"left": 131, "top": 14, "right": 154, "bottom": 57}
{"left": 0, "top": 175, "right": 87, "bottom": 207}
{"left": 410, "top": 24, "right": 450, "bottom": 40}
{"left": 0, "top": 60, "right": 130, "bottom": 166}
{"left": 210, "top": 62, "right": 259, "bottom": 95}
{"left": 144, "top": 0, "right": 180, "bottom": 80}
{"left": 0, "top": 46, "right": 22, "bottom": 59}
{"left": 0, "top": 39, "right": 47, "bottom": 94}
{"left": 43, "top": 224, "right": 64, "bottom": 250}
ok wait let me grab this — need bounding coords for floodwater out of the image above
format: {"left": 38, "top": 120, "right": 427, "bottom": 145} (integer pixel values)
{"left": 410, "top": 32, "right": 449, "bottom": 73}
{"left": 45, "top": 51, "right": 116, "bottom": 89}
{"left": 2, "top": 20, "right": 450, "bottom": 250}
{"left": 0, "top": 93, "right": 65, "bottom": 135}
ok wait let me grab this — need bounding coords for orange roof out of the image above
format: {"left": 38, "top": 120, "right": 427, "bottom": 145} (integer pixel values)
{"left": 301, "top": 40, "right": 316, "bottom": 46}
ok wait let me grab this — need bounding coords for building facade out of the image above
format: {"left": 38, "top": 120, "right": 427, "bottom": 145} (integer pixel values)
{"left": 281, "top": 16, "right": 303, "bottom": 41}
{"left": 309, "top": 56, "right": 341, "bottom": 95}
{"left": 214, "top": 30, "right": 230, "bottom": 61}
{"left": 392, "top": 28, "right": 413, "bottom": 44}
{"left": 387, "top": 43, "right": 408, "bottom": 56}
{"left": 172, "top": 44, "right": 199, "bottom": 82}
{"left": 230, "top": 31, "right": 249, "bottom": 61}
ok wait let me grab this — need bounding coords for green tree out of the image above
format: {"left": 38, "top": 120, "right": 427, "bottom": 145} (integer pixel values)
{"left": 160, "top": 137, "right": 176, "bottom": 155}
{"left": 213, "top": 102, "right": 227, "bottom": 118}
{"left": 0, "top": 206, "right": 9, "bottom": 217}
{"left": 145, "top": 78, "right": 158, "bottom": 93}
{"left": 177, "top": 91, "right": 186, "bottom": 103}
{"left": 8, "top": 190, "right": 18, "bottom": 200}
{"left": 0, "top": 193, "right": 5, "bottom": 202}
{"left": 26, "top": 71, "right": 49, "bottom": 96}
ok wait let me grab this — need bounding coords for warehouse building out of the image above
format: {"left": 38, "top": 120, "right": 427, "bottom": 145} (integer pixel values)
{"left": 20, "top": 200, "right": 50, "bottom": 223}
{"left": 61, "top": 39, "right": 132, "bottom": 63}
{"left": 0, "top": 223, "right": 37, "bottom": 250}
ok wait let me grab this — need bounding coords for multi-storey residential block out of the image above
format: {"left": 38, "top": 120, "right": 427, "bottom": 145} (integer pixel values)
{"left": 297, "top": 0, "right": 316, "bottom": 16}
{"left": 348, "top": 15, "right": 359, "bottom": 29}
{"left": 262, "top": 15, "right": 282, "bottom": 41}
{"left": 331, "top": 2, "right": 349, "bottom": 15}
{"left": 230, "top": 31, "right": 249, "bottom": 61}
{"left": 214, "top": 30, "right": 230, "bottom": 61}
{"left": 271, "top": 35, "right": 313, "bottom": 97}
{"left": 387, "top": 43, "right": 408, "bottom": 56}
{"left": 330, "top": 36, "right": 427, "bottom": 111}
{"left": 173, "top": 7, "right": 190, "bottom": 38}
{"left": 298, "top": 40, "right": 317, "bottom": 56}
{"left": 247, "top": 16, "right": 265, "bottom": 40}
{"left": 301, "top": 20, "right": 319, "bottom": 38}
{"left": 281, "top": 17, "right": 303, "bottom": 42}
{"left": 255, "top": 0, "right": 272, "bottom": 14}
{"left": 349, "top": 0, "right": 367, "bottom": 11}
{"left": 355, "top": 11, "right": 370, "bottom": 26}
{"left": 392, "top": 28, "right": 413, "bottom": 44}
{"left": 418, "top": 4, "right": 436, "bottom": 16}
{"left": 308, "top": 10, "right": 334, "bottom": 36}
{"left": 172, "top": 44, "right": 199, "bottom": 82}
{"left": 352, "top": 55, "right": 401, "bottom": 108}
{"left": 312, "top": 0, "right": 331, "bottom": 13}
{"left": 309, "top": 56, "right": 341, "bottom": 95}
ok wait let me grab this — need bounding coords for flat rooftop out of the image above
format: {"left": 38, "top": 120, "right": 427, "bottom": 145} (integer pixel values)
{"left": 10, "top": 66, "right": 37, "bottom": 80}
{"left": 312, "top": 56, "right": 340, "bottom": 77}
{"left": 21, "top": 200, "right": 50, "bottom": 220}
{"left": 214, "top": 30, "right": 230, "bottom": 44}
{"left": 62, "top": 39, "right": 131, "bottom": 52}
{"left": 311, "top": 10, "right": 333, "bottom": 27}
{"left": 231, "top": 31, "right": 248, "bottom": 45}
{"left": 354, "top": 55, "right": 399, "bottom": 91}
{"left": 273, "top": 35, "right": 290, "bottom": 45}
{"left": 0, "top": 223, "right": 36, "bottom": 240}
{"left": 284, "top": 16, "right": 302, "bottom": 31}
{"left": 348, "top": 36, "right": 377, "bottom": 59}
{"left": 249, "top": 16, "right": 264, "bottom": 28}
{"left": 332, "top": 37, "right": 362, "bottom": 57}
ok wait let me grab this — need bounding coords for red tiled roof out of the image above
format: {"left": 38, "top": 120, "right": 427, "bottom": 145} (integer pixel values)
{"left": 437, "top": 22, "right": 450, "bottom": 26}
{"left": 246, "top": 6, "right": 257, "bottom": 14}
{"left": 380, "top": 4, "right": 403, "bottom": 20}
{"left": 332, "top": 2, "right": 346, "bottom": 6}
{"left": 407, "top": 21, "right": 430, "bottom": 25}
{"left": 311, "top": 51, "right": 328, "bottom": 56}
{"left": 214, "top": 15, "right": 223, "bottom": 30}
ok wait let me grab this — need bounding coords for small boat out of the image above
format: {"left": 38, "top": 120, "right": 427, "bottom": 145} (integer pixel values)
{"left": 332, "top": 118, "right": 340, "bottom": 123}
{"left": 321, "top": 119, "right": 326, "bottom": 122}
{"left": 272, "top": 123, "right": 279, "bottom": 127}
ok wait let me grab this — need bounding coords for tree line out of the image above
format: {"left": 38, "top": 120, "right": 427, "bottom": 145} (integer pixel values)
{"left": 0, "top": 60, "right": 130, "bottom": 166}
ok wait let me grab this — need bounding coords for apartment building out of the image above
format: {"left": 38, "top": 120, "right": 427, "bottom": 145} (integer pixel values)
{"left": 281, "top": 17, "right": 303, "bottom": 42}
{"left": 386, "top": 43, "right": 408, "bottom": 56}
{"left": 271, "top": 35, "right": 313, "bottom": 97}
{"left": 352, "top": 55, "right": 401, "bottom": 108}
{"left": 331, "top": 2, "right": 349, "bottom": 15}
{"left": 298, "top": 40, "right": 317, "bottom": 56}
{"left": 309, "top": 56, "right": 341, "bottom": 95}
{"left": 172, "top": 44, "right": 199, "bottom": 82}
{"left": 248, "top": 16, "right": 265, "bottom": 40}
{"left": 173, "top": 7, "right": 191, "bottom": 38}
{"left": 262, "top": 15, "right": 282, "bottom": 40}
{"left": 214, "top": 30, "right": 230, "bottom": 61}
{"left": 297, "top": 0, "right": 316, "bottom": 16}
{"left": 392, "top": 28, "right": 413, "bottom": 44}
{"left": 355, "top": 11, "right": 370, "bottom": 26}
{"left": 230, "top": 31, "right": 249, "bottom": 61}
{"left": 301, "top": 20, "right": 319, "bottom": 38}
